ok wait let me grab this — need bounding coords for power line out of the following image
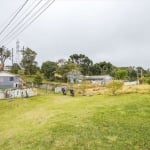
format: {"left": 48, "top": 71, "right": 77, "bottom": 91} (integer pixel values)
{"left": 0, "top": 0, "right": 29, "bottom": 36}
{"left": 0, "top": 5, "right": 22, "bottom": 29}
{"left": 0, "top": 0, "right": 45, "bottom": 44}
{"left": 3, "top": 0, "right": 55, "bottom": 46}
{"left": 0, "top": 0, "right": 41, "bottom": 43}
{"left": 2, "top": 0, "right": 38, "bottom": 30}
{"left": 0, "top": 0, "right": 55, "bottom": 45}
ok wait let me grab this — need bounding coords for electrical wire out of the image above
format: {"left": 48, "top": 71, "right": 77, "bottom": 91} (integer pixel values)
{"left": 3, "top": 0, "right": 55, "bottom": 46}
{"left": 0, "top": 0, "right": 45, "bottom": 44}
{"left": 0, "top": 0, "right": 29, "bottom": 36}
{"left": 5, "top": 0, "right": 38, "bottom": 30}
{"left": 0, "top": 0, "right": 41, "bottom": 43}
{"left": 0, "top": 5, "right": 22, "bottom": 29}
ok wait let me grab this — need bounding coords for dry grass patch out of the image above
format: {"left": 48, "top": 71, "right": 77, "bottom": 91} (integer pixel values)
{"left": 75, "top": 83, "right": 150, "bottom": 95}
{"left": 121, "top": 84, "right": 150, "bottom": 94}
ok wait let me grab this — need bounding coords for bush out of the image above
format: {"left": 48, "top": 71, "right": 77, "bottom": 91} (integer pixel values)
{"left": 33, "top": 75, "right": 43, "bottom": 87}
{"left": 10, "top": 63, "right": 21, "bottom": 74}
{"left": 144, "top": 77, "right": 150, "bottom": 85}
{"left": 107, "top": 80, "right": 123, "bottom": 95}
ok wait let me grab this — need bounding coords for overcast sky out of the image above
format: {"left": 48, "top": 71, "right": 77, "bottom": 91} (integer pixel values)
{"left": 0, "top": 0, "right": 150, "bottom": 69}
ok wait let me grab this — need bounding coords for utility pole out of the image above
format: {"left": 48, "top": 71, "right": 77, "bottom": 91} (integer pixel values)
{"left": 12, "top": 48, "right": 14, "bottom": 66}
{"left": 141, "top": 69, "right": 143, "bottom": 79}
{"left": 136, "top": 69, "right": 139, "bottom": 85}
{"left": 22, "top": 46, "right": 25, "bottom": 56}
{"left": 16, "top": 40, "right": 20, "bottom": 64}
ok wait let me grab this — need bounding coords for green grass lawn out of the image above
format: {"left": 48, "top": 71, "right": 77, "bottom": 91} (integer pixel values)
{"left": 0, "top": 93, "right": 149, "bottom": 150}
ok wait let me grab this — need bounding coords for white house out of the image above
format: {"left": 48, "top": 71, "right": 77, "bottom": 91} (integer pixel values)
{"left": 0, "top": 72, "right": 20, "bottom": 88}
{"left": 84, "top": 75, "right": 113, "bottom": 85}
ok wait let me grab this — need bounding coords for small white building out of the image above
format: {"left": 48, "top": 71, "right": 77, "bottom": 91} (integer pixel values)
{"left": 0, "top": 72, "right": 20, "bottom": 88}
{"left": 84, "top": 75, "right": 113, "bottom": 85}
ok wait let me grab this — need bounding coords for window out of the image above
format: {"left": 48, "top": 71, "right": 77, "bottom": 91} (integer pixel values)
{"left": 9, "top": 77, "right": 14, "bottom": 81}
{"left": 0, "top": 77, "right": 3, "bottom": 82}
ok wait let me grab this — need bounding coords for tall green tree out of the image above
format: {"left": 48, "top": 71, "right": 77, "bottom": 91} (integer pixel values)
{"left": 114, "top": 69, "right": 128, "bottom": 80}
{"left": 91, "top": 61, "right": 115, "bottom": 76}
{"left": 21, "top": 48, "right": 37, "bottom": 75}
{"left": 136, "top": 67, "right": 145, "bottom": 78}
{"left": 0, "top": 46, "right": 11, "bottom": 71}
{"left": 41, "top": 61, "right": 58, "bottom": 80}
{"left": 68, "top": 54, "right": 93, "bottom": 75}
{"left": 127, "top": 67, "right": 137, "bottom": 81}
{"left": 57, "top": 58, "right": 66, "bottom": 67}
{"left": 57, "top": 61, "right": 79, "bottom": 82}
{"left": 10, "top": 63, "right": 21, "bottom": 74}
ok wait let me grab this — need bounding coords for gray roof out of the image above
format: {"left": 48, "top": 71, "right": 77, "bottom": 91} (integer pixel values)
{"left": 84, "top": 75, "right": 113, "bottom": 80}
{"left": 0, "top": 71, "right": 19, "bottom": 77}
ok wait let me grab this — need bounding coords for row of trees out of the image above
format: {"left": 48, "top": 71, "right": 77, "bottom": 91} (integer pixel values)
{"left": 41, "top": 57, "right": 148, "bottom": 82}
{"left": 1, "top": 46, "right": 150, "bottom": 82}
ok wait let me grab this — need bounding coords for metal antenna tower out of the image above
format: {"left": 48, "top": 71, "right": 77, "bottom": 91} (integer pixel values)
{"left": 16, "top": 40, "right": 20, "bottom": 64}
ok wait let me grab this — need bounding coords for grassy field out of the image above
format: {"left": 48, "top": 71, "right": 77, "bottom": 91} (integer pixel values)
{"left": 0, "top": 93, "right": 149, "bottom": 150}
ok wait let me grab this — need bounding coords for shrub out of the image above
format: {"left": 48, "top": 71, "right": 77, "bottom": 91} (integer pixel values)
{"left": 107, "top": 80, "right": 123, "bottom": 95}
{"left": 33, "top": 75, "right": 43, "bottom": 87}
{"left": 145, "top": 77, "right": 150, "bottom": 85}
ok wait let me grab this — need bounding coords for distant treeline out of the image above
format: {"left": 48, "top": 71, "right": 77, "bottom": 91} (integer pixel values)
{"left": 9, "top": 51, "right": 150, "bottom": 83}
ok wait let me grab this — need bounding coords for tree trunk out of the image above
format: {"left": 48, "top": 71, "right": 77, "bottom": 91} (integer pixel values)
{"left": 0, "top": 63, "right": 4, "bottom": 71}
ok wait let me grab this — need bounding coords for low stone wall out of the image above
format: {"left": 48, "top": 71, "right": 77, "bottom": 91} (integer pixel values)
{"left": 0, "top": 88, "right": 37, "bottom": 99}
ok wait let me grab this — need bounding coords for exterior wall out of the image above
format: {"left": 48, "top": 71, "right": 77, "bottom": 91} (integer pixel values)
{"left": 54, "top": 86, "right": 67, "bottom": 93}
{"left": 0, "top": 76, "right": 20, "bottom": 88}
{"left": 85, "top": 75, "right": 113, "bottom": 85}
{"left": 0, "top": 90, "right": 5, "bottom": 99}
{"left": 0, "top": 88, "right": 37, "bottom": 99}
{"left": 103, "top": 77, "right": 113, "bottom": 84}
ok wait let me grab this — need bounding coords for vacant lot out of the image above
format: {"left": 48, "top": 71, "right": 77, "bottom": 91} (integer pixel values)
{"left": 0, "top": 94, "right": 149, "bottom": 150}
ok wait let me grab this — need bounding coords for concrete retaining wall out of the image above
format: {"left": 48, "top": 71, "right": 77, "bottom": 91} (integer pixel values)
{"left": 0, "top": 88, "right": 37, "bottom": 99}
